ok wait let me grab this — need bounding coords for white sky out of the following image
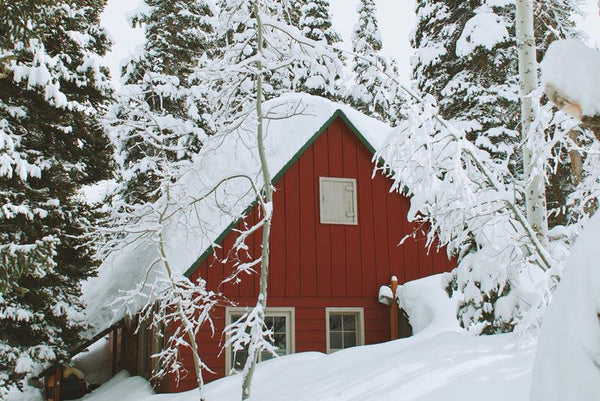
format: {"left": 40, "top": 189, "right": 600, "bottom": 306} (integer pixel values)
{"left": 101, "top": 0, "right": 600, "bottom": 86}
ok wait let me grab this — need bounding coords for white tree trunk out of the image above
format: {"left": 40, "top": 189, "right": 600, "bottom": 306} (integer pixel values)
{"left": 515, "top": 0, "right": 548, "bottom": 245}
{"left": 241, "top": 1, "right": 273, "bottom": 399}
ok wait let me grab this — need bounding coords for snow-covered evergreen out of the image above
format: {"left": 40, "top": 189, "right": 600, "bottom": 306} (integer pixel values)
{"left": 108, "top": 0, "right": 217, "bottom": 207}
{"left": 411, "top": 0, "right": 520, "bottom": 164}
{"left": 295, "top": 0, "right": 346, "bottom": 100}
{"left": 0, "top": 0, "right": 113, "bottom": 392}
{"left": 349, "top": 0, "right": 404, "bottom": 125}
{"left": 410, "top": 0, "right": 583, "bottom": 334}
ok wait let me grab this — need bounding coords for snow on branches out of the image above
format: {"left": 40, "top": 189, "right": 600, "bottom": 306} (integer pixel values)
{"left": 1, "top": 0, "right": 113, "bottom": 390}
{"left": 376, "top": 94, "right": 556, "bottom": 334}
{"left": 349, "top": 0, "right": 404, "bottom": 125}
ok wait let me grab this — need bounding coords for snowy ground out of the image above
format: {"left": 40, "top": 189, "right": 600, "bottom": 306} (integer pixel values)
{"left": 74, "top": 275, "right": 537, "bottom": 401}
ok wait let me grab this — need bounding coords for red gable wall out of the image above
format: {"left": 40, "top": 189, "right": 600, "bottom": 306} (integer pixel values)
{"left": 166, "top": 117, "right": 454, "bottom": 391}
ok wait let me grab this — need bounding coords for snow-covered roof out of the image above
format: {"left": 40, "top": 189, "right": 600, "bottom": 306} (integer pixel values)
{"left": 83, "top": 93, "right": 393, "bottom": 335}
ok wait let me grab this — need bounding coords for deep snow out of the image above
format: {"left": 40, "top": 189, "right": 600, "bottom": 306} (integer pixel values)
{"left": 75, "top": 274, "right": 536, "bottom": 401}
{"left": 530, "top": 212, "right": 600, "bottom": 401}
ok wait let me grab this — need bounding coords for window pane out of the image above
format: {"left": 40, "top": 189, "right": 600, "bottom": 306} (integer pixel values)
{"left": 273, "top": 333, "right": 286, "bottom": 349}
{"left": 344, "top": 332, "right": 357, "bottom": 348}
{"left": 230, "top": 310, "right": 292, "bottom": 372}
{"left": 272, "top": 316, "right": 286, "bottom": 333}
{"left": 342, "top": 314, "right": 356, "bottom": 331}
{"left": 329, "top": 314, "right": 342, "bottom": 331}
{"left": 330, "top": 331, "right": 343, "bottom": 349}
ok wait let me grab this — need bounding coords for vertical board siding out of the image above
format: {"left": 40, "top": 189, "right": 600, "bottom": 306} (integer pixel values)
{"left": 271, "top": 178, "right": 286, "bottom": 297}
{"left": 284, "top": 163, "right": 301, "bottom": 297}
{"left": 162, "top": 117, "right": 455, "bottom": 392}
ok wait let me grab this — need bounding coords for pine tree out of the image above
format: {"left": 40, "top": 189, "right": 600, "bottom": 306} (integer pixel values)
{"left": 411, "top": 1, "right": 520, "bottom": 165}
{"left": 109, "top": 0, "right": 217, "bottom": 206}
{"left": 283, "top": 0, "right": 307, "bottom": 27}
{"left": 298, "top": 0, "right": 340, "bottom": 44}
{"left": 295, "top": 0, "right": 345, "bottom": 100}
{"left": 350, "top": 0, "right": 404, "bottom": 124}
{"left": 0, "top": 0, "right": 113, "bottom": 391}
{"left": 411, "top": 0, "right": 579, "bottom": 334}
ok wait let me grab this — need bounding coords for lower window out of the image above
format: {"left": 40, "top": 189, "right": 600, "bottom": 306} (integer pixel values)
{"left": 326, "top": 308, "right": 365, "bottom": 353}
{"left": 225, "top": 307, "right": 295, "bottom": 373}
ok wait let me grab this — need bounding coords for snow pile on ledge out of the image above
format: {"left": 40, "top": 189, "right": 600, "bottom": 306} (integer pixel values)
{"left": 541, "top": 39, "right": 600, "bottom": 117}
{"left": 74, "top": 274, "right": 536, "bottom": 401}
{"left": 83, "top": 93, "right": 392, "bottom": 336}
{"left": 530, "top": 212, "right": 600, "bottom": 401}
{"left": 72, "top": 337, "right": 113, "bottom": 385}
{"left": 396, "top": 273, "right": 461, "bottom": 335}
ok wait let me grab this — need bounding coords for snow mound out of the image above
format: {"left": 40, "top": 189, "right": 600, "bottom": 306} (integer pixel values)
{"left": 75, "top": 277, "right": 535, "bottom": 401}
{"left": 80, "top": 371, "right": 153, "bottom": 401}
{"left": 397, "top": 273, "right": 461, "bottom": 335}
{"left": 530, "top": 212, "right": 600, "bottom": 401}
{"left": 72, "top": 337, "right": 113, "bottom": 385}
{"left": 83, "top": 93, "right": 393, "bottom": 336}
{"left": 541, "top": 39, "right": 600, "bottom": 117}
{"left": 77, "top": 334, "right": 534, "bottom": 401}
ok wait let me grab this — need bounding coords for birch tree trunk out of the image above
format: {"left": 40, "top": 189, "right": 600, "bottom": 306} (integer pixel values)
{"left": 515, "top": 0, "right": 549, "bottom": 246}
{"left": 241, "top": 1, "right": 273, "bottom": 398}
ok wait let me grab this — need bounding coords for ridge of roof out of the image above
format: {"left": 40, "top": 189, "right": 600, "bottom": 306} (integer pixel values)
{"left": 183, "top": 109, "right": 378, "bottom": 277}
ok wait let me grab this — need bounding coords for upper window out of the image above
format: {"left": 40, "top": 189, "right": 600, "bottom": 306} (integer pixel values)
{"left": 325, "top": 308, "right": 365, "bottom": 353}
{"left": 319, "top": 177, "right": 358, "bottom": 225}
{"left": 225, "top": 307, "right": 295, "bottom": 374}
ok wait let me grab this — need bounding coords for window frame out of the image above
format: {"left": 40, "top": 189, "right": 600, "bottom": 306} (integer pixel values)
{"left": 224, "top": 306, "right": 296, "bottom": 374}
{"left": 325, "top": 307, "right": 365, "bottom": 353}
{"left": 319, "top": 176, "right": 358, "bottom": 225}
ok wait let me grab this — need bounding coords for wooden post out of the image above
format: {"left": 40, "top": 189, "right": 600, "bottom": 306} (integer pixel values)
{"left": 111, "top": 328, "right": 119, "bottom": 376}
{"left": 53, "top": 367, "right": 61, "bottom": 401}
{"left": 390, "top": 276, "right": 398, "bottom": 340}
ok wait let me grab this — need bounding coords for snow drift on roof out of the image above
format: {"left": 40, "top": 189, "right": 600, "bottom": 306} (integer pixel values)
{"left": 83, "top": 93, "right": 393, "bottom": 335}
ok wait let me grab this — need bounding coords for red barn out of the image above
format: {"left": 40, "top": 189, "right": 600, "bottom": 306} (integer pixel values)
{"left": 84, "top": 94, "right": 454, "bottom": 393}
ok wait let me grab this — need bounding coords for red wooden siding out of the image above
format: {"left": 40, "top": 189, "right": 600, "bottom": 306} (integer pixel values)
{"left": 164, "top": 117, "right": 454, "bottom": 392}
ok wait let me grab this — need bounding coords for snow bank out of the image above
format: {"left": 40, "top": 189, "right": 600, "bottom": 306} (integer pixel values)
{"left": 396, "top": 273, "right": 461, "bottom": 335}
{"left": 541, "top": 39, "right": 600, "bottom": 117}
{"left": 84, "top": 332, "right": 534, "bottom": 401}
{"left": 78, "top": 331, "right": 534, "bottom": 401}
{"left": 83, "top": 93, "right": 393, "bottom": 336}
{"left": 530, "top": 212, "right": 600, "bottom": 401}
{"left": 78, "top": 275, "right": 536, "bottom": 401}
{"left": 80, "top": 371, "right": 154, "bottom": 401}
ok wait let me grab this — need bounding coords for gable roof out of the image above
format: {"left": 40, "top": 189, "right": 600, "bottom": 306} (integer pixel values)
{"left": 83, "top": 93, "right": 393, "bottom": 335}
{"left": 183, "top": 109, "right": 382, "bottom": 277}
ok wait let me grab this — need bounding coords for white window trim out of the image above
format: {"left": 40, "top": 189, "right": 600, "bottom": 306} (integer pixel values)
{"left": 225, "top": 306, "right": 296, "bottom": 374}
{"left": 319, "top": 176, "right": 358, "bottom": 225}
{"left": 325, "top": 307, "right": 365, "bottom": 353}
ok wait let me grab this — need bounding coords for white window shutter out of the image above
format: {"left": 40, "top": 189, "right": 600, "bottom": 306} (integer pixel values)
{"left": 319, "top": 177, "right": 358, "bottom": 225}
